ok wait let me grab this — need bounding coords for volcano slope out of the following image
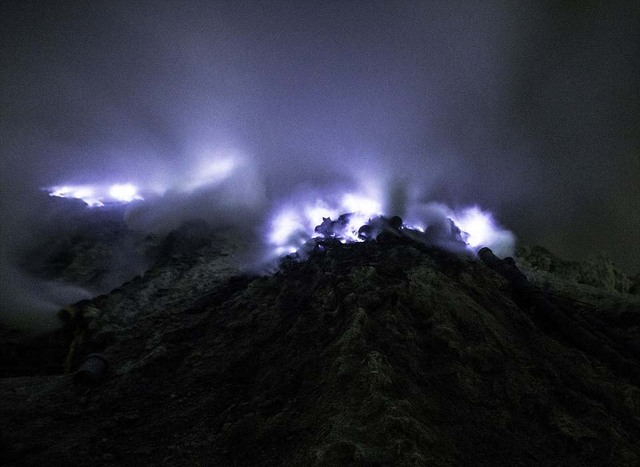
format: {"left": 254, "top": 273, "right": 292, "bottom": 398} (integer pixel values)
{"left": 2, "top": 228, "right": 640, "bottom": 466}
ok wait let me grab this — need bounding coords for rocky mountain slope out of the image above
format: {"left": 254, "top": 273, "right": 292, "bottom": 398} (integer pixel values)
{"left": 2, "top": 220, "right": 640, "bottom": 465}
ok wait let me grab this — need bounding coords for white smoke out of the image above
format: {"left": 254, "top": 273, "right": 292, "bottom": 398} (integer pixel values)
{"left": 265, "top": 180, "right": 516, "bottom": 260}
{"left": 2, "top": 1, "right": 636, "bottom": 330}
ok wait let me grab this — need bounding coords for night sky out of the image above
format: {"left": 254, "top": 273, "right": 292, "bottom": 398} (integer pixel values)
{"left": 1, "top": 1, "right": 639, "bottom": 273}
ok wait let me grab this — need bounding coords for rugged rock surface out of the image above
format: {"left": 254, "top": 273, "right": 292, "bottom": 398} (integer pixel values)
{"left": 517, "top": 245, "right": 636, "bottom": 295}
{"left": 2, "top": 224, "right": 640, "bottom": 465}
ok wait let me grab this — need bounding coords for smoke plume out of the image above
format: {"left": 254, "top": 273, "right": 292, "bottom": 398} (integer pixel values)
{"left": 1, "top": 1, "right": 638, "bottom": 327}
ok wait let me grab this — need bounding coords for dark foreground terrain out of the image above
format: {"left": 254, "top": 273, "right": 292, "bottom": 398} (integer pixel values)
{"left": 2, "top": 223, "right": 640, "bottom": 466}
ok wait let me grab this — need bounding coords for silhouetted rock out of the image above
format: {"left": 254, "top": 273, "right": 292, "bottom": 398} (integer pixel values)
{"left": 2, "top": 228, "right": 640, "bottom": 465}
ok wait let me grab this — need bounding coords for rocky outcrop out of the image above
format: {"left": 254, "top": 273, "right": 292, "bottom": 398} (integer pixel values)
{"left": 2, "top": 231, "right": 640, "bottom": 465}
{"left": 517, "top": 245, "right": 633, "bottom": 294}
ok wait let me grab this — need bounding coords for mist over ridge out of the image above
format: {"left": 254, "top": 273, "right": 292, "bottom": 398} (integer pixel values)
{"left": 1, "top": 1, "right": 639, "bottom": 325}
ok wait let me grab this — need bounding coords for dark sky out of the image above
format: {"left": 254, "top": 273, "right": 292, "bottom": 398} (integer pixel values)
{"left": 1, "top": 1, "right": 639, "bottom": 272}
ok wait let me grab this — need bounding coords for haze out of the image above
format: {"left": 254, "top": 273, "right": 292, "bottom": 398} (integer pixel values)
{"left": 1, "top": 1, "right": 639, "bottom": 323}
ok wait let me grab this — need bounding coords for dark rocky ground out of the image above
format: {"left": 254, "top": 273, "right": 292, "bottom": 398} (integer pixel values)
{"left": 2, "top": 219, "right": 640, "bottom": 466}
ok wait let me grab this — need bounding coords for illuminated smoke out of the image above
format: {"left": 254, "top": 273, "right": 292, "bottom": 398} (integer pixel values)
{"left": 109, "top": 184, "right": 142, "bottom": 202}
{"left": 450, "top": 206, "right": 515, "bottom": 254}
{"left": 179, "top": 157, "right": 236, "bottom": 194}
{"left": 49, "top": 185, "right": 105, "bottom": 207}
{"left": 266, "top": 187, "right": 515, "bottom": 259}
{"left": 13, "top": 0, "right": 635, "bottom": 330}
{"left": 48, "top": 183, "right": 142, "bottom": 206}
{"left": 405, "top": 202, "right": 515, "bottom": 257}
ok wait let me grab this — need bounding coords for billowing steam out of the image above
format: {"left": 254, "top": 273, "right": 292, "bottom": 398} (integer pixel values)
{"left": 2, "top": 1, "right": 637, "bottom": 330}
{"left": 48, "top": 183, "right": 143, "bottom": 207}
{"left": 43, "top": 171, "right": 516, "bottom": 260}
{"left": 266, "top": 186, "right": 515, "bottom": 259}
